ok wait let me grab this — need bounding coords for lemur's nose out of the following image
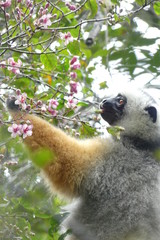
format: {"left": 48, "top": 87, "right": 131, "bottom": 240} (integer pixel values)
{"left": 101, "top": 99, "right": 113, "bottom": 109}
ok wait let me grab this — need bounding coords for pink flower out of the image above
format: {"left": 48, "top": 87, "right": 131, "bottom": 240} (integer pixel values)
{"left": 48, "top": 99, "right": 59, "bottom": 109}
{"left": 26, "top": 104, "right": 31, "bottom": 111}
{"left": 60, "top": 32, "right": 73, "bottom": 46}
{"left": 36, "top": 100, "right": 42, "bottom": 106}
{"left": 42, "top": 9, "right": 47, "bottom": 15}
{"left": 0, "top": 61, "right": 6, "bottom": 68}
{"left": 15, "top": 7, "right": 22, "bottom": 20}
{"left": 48, "top": 99, "right": 58, "bottom": 116}
{"left": 70, "top": 56, "right": 77, "bottom": 65}
{"left": 41, "top": 104, "right": 47, "bottom": 112}
{"left": 39, "top": 13, "right": 52, "bottom": 28}
{"left": 65, "top": 96, "right": 78, "bottom": 109}
{"left": 5, "top": 12, "right": 10, "bottom": 18}
{"left": 70, "top": 72, "right": 77, "bottom": 79}
{"left": 0, "top": 0, "right": 11, "bottom": 8}
{"left": 70, "top": 81, "right": 78, "bottom": 94}
{"left": 66, "top": 2, "right": 76, "bottom": 11}
{"left": 69, "top": 5, "right": 76, "bottom": 11}
{"left": 71, "top": 63, "right": 80, "bottom": 70}
{"left": 8, "top": 124, "right": 22, "bottom": 138}
{"left": 8, "top": 57, "right": 22, "bottom": 74}
{"left": 8, "top": 122, "right": 33, "bottom": 139}
{"left": 38, "top": 6, "right": 43, "bottom": 16}
{"left": 48, "top": 108, "right": 58, "bottom": 116}
{"left": 16, "top": 89, "right": 21, "bottom": 95}
{"left": 15, "top": 92, "right": 27, "bottom": 110}
{"left": 26, "top": 0, "right": 32, "bottom": 8}
{"left": 21, "top": 124, "right": 33, "bottom": 139}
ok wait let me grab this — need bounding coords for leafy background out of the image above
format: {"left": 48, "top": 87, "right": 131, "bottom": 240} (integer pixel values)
{"left": 0, "top": 0, "right": 160, "bottom": 239}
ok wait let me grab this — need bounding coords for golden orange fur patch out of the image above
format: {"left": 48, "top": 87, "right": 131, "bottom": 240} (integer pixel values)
{"left": 11, "top": 112, "right": 111, "bottom": 198}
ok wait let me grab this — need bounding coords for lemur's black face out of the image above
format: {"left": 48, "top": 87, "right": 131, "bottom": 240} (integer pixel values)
{"left": 100, "top": 94, "right": 127, "bottom": 125}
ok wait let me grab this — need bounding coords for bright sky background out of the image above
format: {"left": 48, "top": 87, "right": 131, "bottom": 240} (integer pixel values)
{"left": 89, "top": 0, "right": 160, "bottom": 95}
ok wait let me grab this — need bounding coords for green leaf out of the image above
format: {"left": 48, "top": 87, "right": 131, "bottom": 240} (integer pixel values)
{"left": 111, "top": 0, "right": 120, "bottom": 5}
{"left": 135, "top": 0, "right": 145, "bottom": 6}
{"left": 154, "top": 149, "right": 160, "bottom": 160}
{"left": 121, "top": 16, "right": 130, "bottom": 25}
{"left": 58, "top": 229, "right": 72, "bottom": 240}
{"left": 149, "top": 49, "right": 160, "bottom": 67}
{"left": 77, "top": 102, "right": 89, "bottom": 107}
{"left": 153, "top": 2, "right": 160, "bottom": 15}
{"left": 30, "top": 148, "right": 55, "bottom": 168}
{"left": 82, "top": 86, "right": 93, "bottom": 96}
{"left": 40, "top": 54, "right": 57, "bottom": 71}
{"left": 48, "top": 217, "right": 60, "bottom": 237}
{"left": 64, "top": 110, "right": 75, "bottom": 117}
{"left": 80, "top": 123, "right": 96, "bottom": 137}
{"left": 93, "top": 49, "right": 108, "bottom": 58}
{"left": 99, "top": 81, "right": 108, "bottom": 89}
{"left": 107, "top": 126, "right": 125, "bottom": 140}
{"left": 114, "top": 14, "right": 119, "bottom": 22}
{"left": 68, "top": 40, "right": 80, "bottom": 55}
{"left": 86, "top": 0, "right": 98, "bottom": 18}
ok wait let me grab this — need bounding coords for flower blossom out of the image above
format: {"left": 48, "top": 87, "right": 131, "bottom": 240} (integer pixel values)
{"left": 48, "top": 98, "right": 59, "bottom": 116}
{"left": 21, "top": 124, "right": 33, "bottom": 139}
{"left": 15, "top": 92, "right": 27, "bottom": 110}
{"left": 70, "top": 81, "right": 78, "bottom": 94}
{"left": 8, "top": 57, "right": 22, "bottom": 74}
{"left": 48, "top": 99, "right": 59, "bottom": 109}
{"left": 60, "top": 32, "right": 73, "bottom": 46}
{"left": 39, "top": 13, "right": 52, "bottom": 28}
{"left": 8, "top": 123, "right": 33, "bottom": 139}
{"left": 5, "top": 12, "right": 10, "bottom": 18}
{"left": 65, "top": 96, "right": 78, "bottom": 109}
{"left": 70, "top": 72, "right": 77, "bottom": 79}
{"left": 41, "top": 104, "right": 47, "bottom": 112}
{"left": 71, "top": 63, "right": 80, "bottom": 70}
{"left": 16, "top": 89, "right": 21, "bottom": 95}
{"left": 8, "top": 124, "right": 22, "bottom": 138}
{"left": 26, "top": 0, "right": 32, "bottom": 8}
{"left": 48, "top": 109, "right": 58, "bottom": 116}
{"left": 0, "top": 61, "right": 6, "bottom": 68}
{"left": 0, "top": 0, "right": 11, "bottom": 8}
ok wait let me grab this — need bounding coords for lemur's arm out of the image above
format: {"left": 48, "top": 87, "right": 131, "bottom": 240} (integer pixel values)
{"left": 7, "top": 99, "right": 110, "bottom": 198}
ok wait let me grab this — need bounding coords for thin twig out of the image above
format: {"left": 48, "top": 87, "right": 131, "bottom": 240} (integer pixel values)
{"left": 0, "top": 46, "right": 66, "bottom": 55}
{"left": 3, "top": 9, "right": 10, "bottom": 40}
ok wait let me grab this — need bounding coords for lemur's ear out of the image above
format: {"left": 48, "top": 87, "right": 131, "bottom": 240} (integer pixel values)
{"left": 145, "top": 106, "right": 157, "bottom": 123}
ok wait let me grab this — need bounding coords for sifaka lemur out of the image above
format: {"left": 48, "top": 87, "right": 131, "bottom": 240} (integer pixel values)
{"left": 7, "top": 86, "right": 160, "bottom": 240}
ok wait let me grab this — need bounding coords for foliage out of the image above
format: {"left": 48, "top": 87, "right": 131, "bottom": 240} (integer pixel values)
{"left": 0, "top": 0, "right": 160, "bottom": 239}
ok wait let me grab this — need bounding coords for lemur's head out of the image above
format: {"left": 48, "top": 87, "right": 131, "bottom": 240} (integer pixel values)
{"left": 100, "top": 86, "right": 160, "bottom": 142}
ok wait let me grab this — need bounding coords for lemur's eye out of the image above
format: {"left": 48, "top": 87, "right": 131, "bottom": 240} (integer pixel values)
{"left": 117, "top": 98, "right": 125, "bottom": 106}
{"left": 118, "top": 99, "right": 124, "bottom": 105}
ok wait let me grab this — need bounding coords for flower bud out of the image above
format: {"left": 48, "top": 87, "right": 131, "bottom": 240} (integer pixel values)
{"left": 70, "top": 56, "right": 77, "bottom": 65}
{"left": 16, "top": 89, "right": 21, "bottom": 95}
{"left": 45, "top": 2, "right": 49, "bottom": 9}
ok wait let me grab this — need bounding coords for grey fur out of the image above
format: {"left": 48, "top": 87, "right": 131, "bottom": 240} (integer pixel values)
{"left": 63, "top": 86, "right": 160, "bottom": 240}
